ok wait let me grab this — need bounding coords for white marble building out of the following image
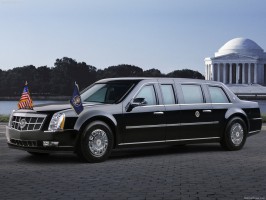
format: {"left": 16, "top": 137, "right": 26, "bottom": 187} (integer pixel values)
{"left": 205, "top": 38, "right": 266, "bottom": 85}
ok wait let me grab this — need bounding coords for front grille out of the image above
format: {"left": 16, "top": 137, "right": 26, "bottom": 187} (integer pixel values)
{"left": 10, "top": 139, "right": 38, "bottom": 147}
{"left": 10, "top": 113, "right": 46, "bottom": 131}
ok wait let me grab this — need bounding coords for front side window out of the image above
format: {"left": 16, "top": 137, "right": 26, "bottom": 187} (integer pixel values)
{"left": 81, "top": 82, "right": 135, "bottom": 103}
{"left": 135, "top": 85, "right": 157, "bottom": 105}
{"left": 160, "top": 84, "right": 176, "bottom": 105}
{"left": 209, "top": 86, "right": 229, "bottom": 103}
{"left": 181, "top": 84, "right": 204, "bottom": 104}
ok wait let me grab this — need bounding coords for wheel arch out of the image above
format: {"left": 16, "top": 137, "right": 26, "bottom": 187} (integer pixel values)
{"left": 74, "top": 112, "right": 118, "bottom": 148}
{"left": 225, "top": 108, "right": 250, "bottom": 132}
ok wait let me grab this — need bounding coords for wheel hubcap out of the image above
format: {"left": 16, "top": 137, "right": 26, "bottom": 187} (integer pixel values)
{"left": 230, "top": 123, "right": 244, "bottom": 146}
{"left": 88, "top": 129, "right": 108, "bottom": 157}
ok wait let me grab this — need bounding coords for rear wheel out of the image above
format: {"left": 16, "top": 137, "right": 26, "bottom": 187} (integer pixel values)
{"left": 77, "top": 121, "right": 114, "bottom": 163}
{"left": 220, "top": 117, "right": 247, "bottom": 151}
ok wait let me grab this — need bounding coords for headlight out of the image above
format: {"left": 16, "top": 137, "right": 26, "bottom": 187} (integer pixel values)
{"left": 48, "top": 113, "right": 65, "bottom": 131}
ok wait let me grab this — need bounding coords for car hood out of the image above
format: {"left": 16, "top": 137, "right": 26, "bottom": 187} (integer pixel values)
{"left": 33, "top": 102, "right": 101, "bottom": 112}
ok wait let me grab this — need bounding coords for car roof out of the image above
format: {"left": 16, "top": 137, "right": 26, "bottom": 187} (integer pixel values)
{"left": 96, "top": 77, "right": 221, "bottom": 85}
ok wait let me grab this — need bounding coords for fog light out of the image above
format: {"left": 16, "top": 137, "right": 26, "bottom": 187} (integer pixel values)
{"left": 43, "top": 141, "right": 59, "bottom": 147}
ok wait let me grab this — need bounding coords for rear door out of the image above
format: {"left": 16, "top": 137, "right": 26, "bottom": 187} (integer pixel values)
{"left": 207, "top": 84, "right": 232, "bottom": 137}
{"left": 177, "top": 83, "right": 218, "bottom": 139}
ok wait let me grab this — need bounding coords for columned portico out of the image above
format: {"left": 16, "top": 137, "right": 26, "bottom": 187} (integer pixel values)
{"left": 205, "top": 62, "right": 259, "bottom": 84}
{"left": 204, "top": 38, "right": 266, "bottom": 85}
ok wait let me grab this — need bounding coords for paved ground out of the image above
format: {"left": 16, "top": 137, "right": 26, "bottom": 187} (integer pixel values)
{"left": 0, "top": 124, "right": 266, "bottom": 200}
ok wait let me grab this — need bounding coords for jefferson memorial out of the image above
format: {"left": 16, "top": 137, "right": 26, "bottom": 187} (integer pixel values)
{"left": 205, "top": 38, "right": 266, "bottom": 85}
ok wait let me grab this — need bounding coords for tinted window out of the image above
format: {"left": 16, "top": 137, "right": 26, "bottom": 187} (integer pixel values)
{"left": 209, "top": 86, "right": 229, "bottom": 103}
{"left": 135, "top": 85, "right": 157, "bottom": 105}
{"left": 160, "top": 85, "right": 176, "bottom": 104}
{"left": 81, "top": 83, "right": 134, "bottom": 103}
{"left": 181, "top": 85, "right": 204, "bottom": 104}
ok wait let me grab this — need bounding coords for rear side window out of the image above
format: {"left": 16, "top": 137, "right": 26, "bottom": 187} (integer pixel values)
{"left": 181, "top": 84, "right": 204, "bottom": 104}
{"left": 160, "top": 85, "right": 176, "bottom": 104}
{"left": 209, "top": 86, "right": 229, "bottom": 103}
{"left": 135, "top": 85, "right": 157, "bottom": 105}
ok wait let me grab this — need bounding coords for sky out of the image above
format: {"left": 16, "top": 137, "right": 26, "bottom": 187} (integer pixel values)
{"left": 0, "top": 0, "right": 266, "bottom": 74}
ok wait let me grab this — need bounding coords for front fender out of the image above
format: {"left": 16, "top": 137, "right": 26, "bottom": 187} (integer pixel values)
{"left": 74, "top": 110, "right": 118, "bottom": 132}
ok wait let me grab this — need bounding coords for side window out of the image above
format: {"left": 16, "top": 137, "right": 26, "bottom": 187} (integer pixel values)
{"left": 181, "top": 84, "right": 204, "bottom": 104}
{"left": 209, "top": 86, "right": 229, "bottom": 103}
{"left": 135, "top": 85, "right": 157, "bottom": 105}
{"left": 160, "top": 84, "right": 176, "bottom": 105}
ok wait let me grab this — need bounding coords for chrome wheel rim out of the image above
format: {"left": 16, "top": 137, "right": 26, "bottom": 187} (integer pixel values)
{"left": 88, "top": 129, "right": 108, "bottom": 157}
{"left": 230, "top": 123, "right": 244, "bottom": 146}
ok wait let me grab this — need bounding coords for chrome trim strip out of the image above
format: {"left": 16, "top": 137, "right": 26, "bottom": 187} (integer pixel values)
{"left": 126, "top": 121, "right": 219, "bottom": 129}
{"left": 126, "top": 124, "right": 165, "bottom": 129}
{"left": 12, "top": 113, "right": 47, "bottom": 118}
{"left": 166, "top": 123, "right": 181, "bottom": 127}
{"left": 118, "top": 136, "right": 220, "bottom": 146}
{"left": 119, "top": 140, "right": 165, "bottom": 145}
{"left": 251, "top": 118, "right": 262, "bottom": 120}
{"left": 165, "top": 137, "right": 220, "bottom": 143}
{"left": 180, "top": 121, "right": 219, "bottom": 126}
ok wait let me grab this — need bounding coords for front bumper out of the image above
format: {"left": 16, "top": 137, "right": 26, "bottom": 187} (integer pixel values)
{"left": 6, "top": 126, "right": 79, "bottom": 153}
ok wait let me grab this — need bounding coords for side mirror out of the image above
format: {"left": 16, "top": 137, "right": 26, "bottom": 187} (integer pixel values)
{"left": 126, "top": 98, "right": 146, "bottom": 112}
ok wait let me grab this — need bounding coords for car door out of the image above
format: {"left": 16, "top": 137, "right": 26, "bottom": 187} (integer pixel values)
{"left": 177, "top": 83, "right": 218, "bottom": 139}
{"left": 158, "top": 81, "right": 182, "bottom": 141}
{"left": 207, "top": 84, "right": 233, "bottom": 137}
{"left": 122, "top": 83, "right": 166, "bottom": 144}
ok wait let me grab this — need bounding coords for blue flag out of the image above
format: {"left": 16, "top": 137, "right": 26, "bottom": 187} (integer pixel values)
{"left": 70, "top": 82, "right": 84, "bottom": 115}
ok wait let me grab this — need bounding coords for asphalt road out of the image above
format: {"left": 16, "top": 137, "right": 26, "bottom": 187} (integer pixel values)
{"left": 0, "top": 124, "right": 266, "bottom": 200}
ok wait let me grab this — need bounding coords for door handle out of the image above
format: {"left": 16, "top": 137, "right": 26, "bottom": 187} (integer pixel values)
{"left": 153, "top": 111, "right": 164, "bottom": 115}
{"left": 203, "top": 110, "right": 212, "bottom": 113}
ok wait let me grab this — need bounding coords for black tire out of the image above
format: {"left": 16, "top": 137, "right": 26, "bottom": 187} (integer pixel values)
{"left": 77, "top": 121, "right": 114, "bottom": 163}
{"left": 27, "top": 152, "right": 50, "bottom": 156}
{"left": 220, "top": 117, "right": 247, "bottom": 151}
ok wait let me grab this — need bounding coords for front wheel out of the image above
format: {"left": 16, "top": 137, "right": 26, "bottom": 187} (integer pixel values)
{"left": 220, "top": 117, "right": 247, "bottom": 151}
{"left": 77, "top": 121, "right": 114, "bottom": 163}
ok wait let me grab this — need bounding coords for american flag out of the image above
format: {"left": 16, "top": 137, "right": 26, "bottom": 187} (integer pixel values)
{"left": 18, "top": 81, "right": 33, "bottom": 109}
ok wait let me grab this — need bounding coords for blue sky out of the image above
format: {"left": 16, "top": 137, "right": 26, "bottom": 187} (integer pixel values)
{"left": 1, "top": 0, "right": 266, "bottom": 74}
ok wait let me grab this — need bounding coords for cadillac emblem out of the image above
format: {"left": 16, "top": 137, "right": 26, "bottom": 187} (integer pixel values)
{"left": 73, "top": 95, "right": 81, "bottom": 107}
{"left": 19, "top": 118, "right": 27, "bottom": 129}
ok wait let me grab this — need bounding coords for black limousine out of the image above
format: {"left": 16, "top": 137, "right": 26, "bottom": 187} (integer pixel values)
{"left": 6, "top": 78, "right": 262, "bottom": 162}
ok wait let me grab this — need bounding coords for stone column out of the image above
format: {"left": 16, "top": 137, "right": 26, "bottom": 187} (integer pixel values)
{"left": 217, "top": 64, "right": 220, "bottom": 82}
{"left": 210, "top": 64, "right": 213, "bottom": 80}
{"left": 248, "top": 63, "right": 251, "bottom": 84}
{"left": 236, "top": 63, "right": 240, "bottom": 84}
{"left": 242, "top": 63, "right": 245, "bottom": 84}
{"left": 229, "top": 63, "right": 232, "bottom": 84}
{"left": 223, "top": 63, "right": 226, "bottom": 83}
{"left": 205, "top": 65, "right": 207, "bottom": 80}
{"left": 254, "top": 63, "right": 257, "bottom": 83}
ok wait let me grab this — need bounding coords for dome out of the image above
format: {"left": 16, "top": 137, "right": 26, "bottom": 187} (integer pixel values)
{"left": 215, "top": 38, "right": 264, "bottom": 57}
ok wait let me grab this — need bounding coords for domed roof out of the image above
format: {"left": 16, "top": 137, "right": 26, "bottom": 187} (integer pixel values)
{"left": 215, "top": 38, "right": 264, "bottom": 57}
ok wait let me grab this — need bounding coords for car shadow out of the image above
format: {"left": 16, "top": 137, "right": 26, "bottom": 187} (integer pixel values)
{"left": 109, "top": 143, "right": 223, "bottom": 160}
{"left": 16, "top": 143, "right": 223, "bottom": 164}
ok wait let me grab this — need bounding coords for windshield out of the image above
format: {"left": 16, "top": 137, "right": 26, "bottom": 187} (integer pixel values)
{"left": 81, "top": 82, "right": 135, "bottom": 104}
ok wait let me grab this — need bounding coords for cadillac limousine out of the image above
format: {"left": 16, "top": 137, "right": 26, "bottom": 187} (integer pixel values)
{"left": 6, "top": 78, "right": 262, "bottom": 162}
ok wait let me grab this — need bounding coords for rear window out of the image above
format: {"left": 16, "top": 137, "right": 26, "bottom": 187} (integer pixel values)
{"left": 209, "top": 86, "right": 229, "bottom": 103}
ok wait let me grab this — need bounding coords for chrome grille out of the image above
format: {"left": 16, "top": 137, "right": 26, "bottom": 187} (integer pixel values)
{"left": 10, "top": 113, "right": 46, "bottom": 131}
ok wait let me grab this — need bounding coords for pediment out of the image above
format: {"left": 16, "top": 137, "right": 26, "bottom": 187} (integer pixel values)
{"left": 211, "top": 53, "right": 258, "bottom": 61}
